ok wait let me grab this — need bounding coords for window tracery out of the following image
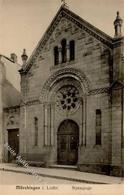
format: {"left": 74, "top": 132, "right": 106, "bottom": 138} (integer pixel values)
{"left": 56, "top": 85, "right": 80, "bottom": 114}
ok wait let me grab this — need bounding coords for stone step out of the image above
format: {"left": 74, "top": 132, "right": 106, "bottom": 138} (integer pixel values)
{"left": 49, "top": 164, "right": 77, "bottom": 170}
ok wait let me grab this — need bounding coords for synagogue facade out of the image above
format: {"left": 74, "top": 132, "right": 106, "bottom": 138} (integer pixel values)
{"left": 2, "top": 5, "right": 124, "bottom": 177}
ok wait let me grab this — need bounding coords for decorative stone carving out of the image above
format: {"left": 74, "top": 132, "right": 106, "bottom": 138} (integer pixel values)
{"left": 49, "top": 18, "right": 78, "bottom": 44}
{"left": 40, "top": 68, "right": 91, "bottom": 102}
{"left": 7, "top": 116, "right": 15, "bottom": 126}
{"left": 20, "top": 8, "right": 113, "bottom": 73}
{"left": 71, "top": 25, "right": 79, "bottom": 35}
{"left": 60, "top": 18, "right": 67, "bottom": 30}
{"left": 78, "top": 32, "right": 86, "bottom": 40}
{"left": 89, "top": 87, "right": 109, "bottom": 95}
{"left": 83, "top": 46, "right": 93, "bottom": 56}
{"left": 55, "top": 31, "right": 61, "bottom": 39}
{"left": 6, "top": 115, "right": 19, "bottom": 127}
{"left": 49, "top": 37, "right": 55, "bottom": 44}
{"left": 4, "top": 106, "right": 20, "bottom": 114}
{"left": 37, "top": 55, "right": 45, "bottom": 62}
{"left": 85, "top": 37, "right": 94, "bottom": 45}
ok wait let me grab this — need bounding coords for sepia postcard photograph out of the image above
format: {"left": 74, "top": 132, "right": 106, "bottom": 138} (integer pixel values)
{"left": 0, "top": 0, "right": 124, "bottom": 194}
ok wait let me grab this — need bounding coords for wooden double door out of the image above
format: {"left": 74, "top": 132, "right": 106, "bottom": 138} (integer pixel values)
{"left": 57, "top": 120, "right": 79, "bottom": 165}
{"left": 8, "top": 129, "right": 19, "bottom": 162}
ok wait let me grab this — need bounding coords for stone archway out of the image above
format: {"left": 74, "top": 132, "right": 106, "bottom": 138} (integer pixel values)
{"left": 57, "top": 119, "right": 79, "bottom": 165}
{"left": 40, "top": 68, "right": 90, "bottom": 102}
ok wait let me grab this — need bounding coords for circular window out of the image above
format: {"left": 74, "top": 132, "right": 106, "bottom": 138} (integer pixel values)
{"left": 56, "top": 85, "right": 80, "bottom": 114}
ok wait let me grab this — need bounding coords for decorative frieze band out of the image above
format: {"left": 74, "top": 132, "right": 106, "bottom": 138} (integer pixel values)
{"left": 20, "top": 99, "right": 40, "bottom": 106}
{"left": 88, "top": 87, "right": 110, "bottom": 95}
{"left": 4, "top": 106, "right": 20, "bottom": 113}
{"left": 20, "top": 87, "right": 110, "bottom": 109}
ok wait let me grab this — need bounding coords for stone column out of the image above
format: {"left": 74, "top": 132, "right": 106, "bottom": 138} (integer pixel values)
{"left": 0, "top": 60, "right": 4, "bottom": 162}
{"left": 83, "top": 97, "right": 87, "bottom": 146}
{"left": 50, "top": 103, "right": 55, "bottom": 146}
{"left": 113, "top": 40, "right": 124, "bottom": 81}
{"left": 79, "top": 98, "right": 83, "bottom": 146}
{"left": 58, "top": 45, "right": 62, "bottom": 64}
{"left": 44, "top": 104, "right": 48, "bottom": 146}
{"left": 0, "top": 84, "right": 3, "bottom": 162}
{"left": 20, "top": 105, "right": 28, "bottom": 158}
{"left": 66, "top": 40, "right": 70, "bottom": 62}
{"left": 24, "top": 105, "right": 27, "bottom": 156}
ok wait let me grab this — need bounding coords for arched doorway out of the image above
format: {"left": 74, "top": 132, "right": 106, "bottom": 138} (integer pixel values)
{"left": 57, "top": 119, "right": 79, "bottom": 165}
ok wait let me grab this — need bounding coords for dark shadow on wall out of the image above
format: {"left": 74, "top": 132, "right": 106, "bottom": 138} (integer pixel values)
{"left": 2, "top": 79, "right": 21, "bottom": 108}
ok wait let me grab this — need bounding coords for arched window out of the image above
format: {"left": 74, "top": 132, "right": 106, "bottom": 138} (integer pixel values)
{"left": 96, "top": 109, "right": 102, "bottom": 145}
{"left": 34, "top": 117, "right": 38, "bottom": 146}
{"left": 54, "top": 46, "right": 59, "bottom": 65}
{"left": 61, "top": 39, "right": 67, "bottom": 63}
{"left": 70, "top": 40, "right": 75, "bottom": 61}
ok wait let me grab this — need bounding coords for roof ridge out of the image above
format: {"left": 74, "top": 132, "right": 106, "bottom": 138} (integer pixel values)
{"left": 62, "top": 6, "right": 113, "bottom": 40}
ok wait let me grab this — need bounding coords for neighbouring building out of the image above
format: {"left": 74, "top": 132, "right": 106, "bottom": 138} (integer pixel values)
{"left": 0, "top": 53, "right": 21, "bottom": 163}
{"left": 1, "top": 5, "right": 124, "bottom": 177}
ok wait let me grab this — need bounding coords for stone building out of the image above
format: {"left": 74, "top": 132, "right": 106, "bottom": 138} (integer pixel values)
{"left": 0, "top": 54, "right": 20, "bottom": 163}
{"left": 2, "top": 5, "right": 124, "bottom": 176}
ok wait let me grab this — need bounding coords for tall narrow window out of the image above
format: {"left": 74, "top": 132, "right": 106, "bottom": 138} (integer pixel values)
{"left": 34, "top": 117, "right": 38, "bottom": 146}
{"left": 61, "top": 39, "right": 67, "bottom": 63}
{"left": 96, "top": 109, "right": 102, "bottom": 145}
{"left": 44, "top": 106, "right": 48, "bottom": 146}
{"left": 54, "top": 46, "right": 59, "bottom": 65}
{"left": 70, "top": 40, "right": 75, "bottom": 61}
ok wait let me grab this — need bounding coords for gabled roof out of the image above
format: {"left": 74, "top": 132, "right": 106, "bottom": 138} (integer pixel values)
{"left": 0, "top": 54, "right": 14, "bottom": 63}
{"left": 19, "top": 5, "right": 122, "bottom": 74}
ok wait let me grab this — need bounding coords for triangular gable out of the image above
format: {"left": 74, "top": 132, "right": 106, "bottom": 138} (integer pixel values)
{"left": 19, "top": 5, "right": 114, "bottom": 74}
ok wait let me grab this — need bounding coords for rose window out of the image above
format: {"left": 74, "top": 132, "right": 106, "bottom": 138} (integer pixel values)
{"left": 56, "top": 85, "right": 80, "bottom": 113}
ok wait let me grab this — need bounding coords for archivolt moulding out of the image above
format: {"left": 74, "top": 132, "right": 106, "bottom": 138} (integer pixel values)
{"left": 39, "top": 68, "right": 91, "bottom": 102}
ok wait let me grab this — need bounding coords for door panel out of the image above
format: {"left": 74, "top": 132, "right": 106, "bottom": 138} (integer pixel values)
{"left": 57, "top": 120, "right": 79, "bottom": 165}
{"left": 68, "top": 135, "right": 78, "bottom": 165}
{"left": 57, "top": 135, "right": 68, "bottom": 165}
{"left": 8, "top": 129, "right": 19, "bottom": 162}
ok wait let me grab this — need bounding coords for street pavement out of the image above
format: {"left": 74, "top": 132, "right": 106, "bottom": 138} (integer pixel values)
{"left": 0, "top": 171, "right": 80, "bottom": 185}
{"left": 0, "top": 163, "right": 123, "bottom": 184}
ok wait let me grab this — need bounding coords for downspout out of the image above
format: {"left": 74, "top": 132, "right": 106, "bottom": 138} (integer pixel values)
{"left": 24, "top": 102, "right": 27, "bottom": 160}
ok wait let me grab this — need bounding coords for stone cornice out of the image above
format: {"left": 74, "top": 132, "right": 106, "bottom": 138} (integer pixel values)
{"left": 20, "top": 99, "right": 40, "bottom": 107}
{"left": 112, "top": 36, "right": 124, "bottom": 48}
{"left": 19, "top": 6, "right": 116, "bottom": 74}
